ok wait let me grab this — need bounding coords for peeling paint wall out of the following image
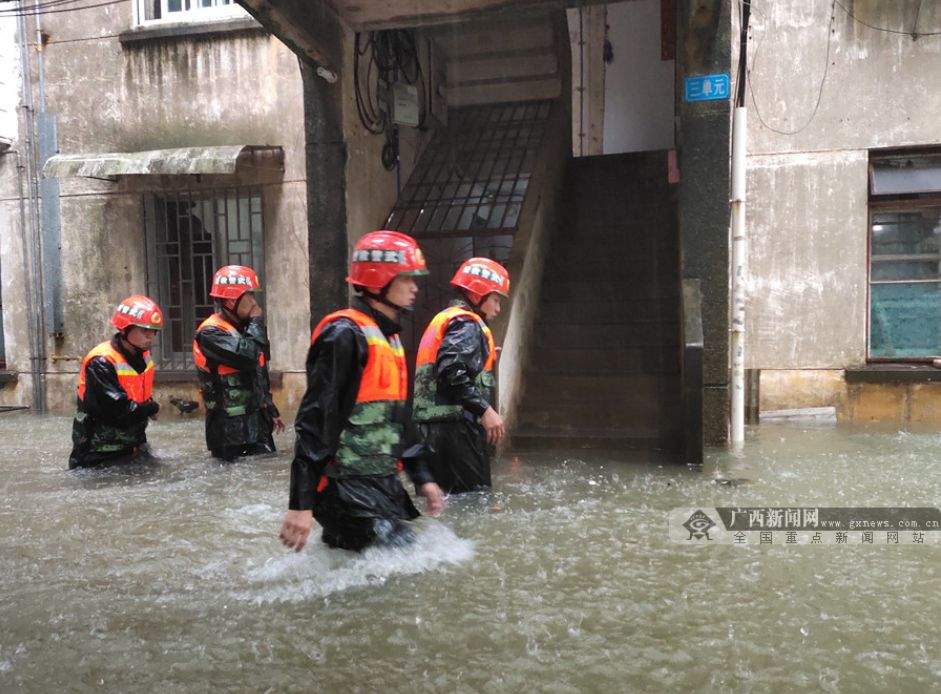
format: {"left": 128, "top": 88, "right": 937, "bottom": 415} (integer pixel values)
{"left": 743, "top": 0, "right": 941, "bottom": 402}
{"left": 0, "top": 7, "right": 310, "bottom": 415}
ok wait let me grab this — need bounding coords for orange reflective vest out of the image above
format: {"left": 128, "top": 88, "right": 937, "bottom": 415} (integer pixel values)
{"left": 413, "top": 305, "right": 495, "bottom": 423}
{"left": 77, "top": 341, "right": 154, "bottom": 404}
{"left": 193, "top": 313, "right": 266, "bottom": 375}
{"left": 193, "top": 313, "right": 269, "bottom": 419}
{"left": 311, "top": 308, "right": 407, "bottom": 477}
{"left": 74, "top": 341, "right": 155, "bottom": 455}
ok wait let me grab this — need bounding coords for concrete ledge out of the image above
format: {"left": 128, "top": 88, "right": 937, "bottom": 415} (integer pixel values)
{"left": 154, "top": 369, "right": 284, "bottom": 387}
{"left": 119, "top": 17, "right": 265, "bottom": 46}
{"left": 845, "top": 365, "right": 941, "bottom": 384}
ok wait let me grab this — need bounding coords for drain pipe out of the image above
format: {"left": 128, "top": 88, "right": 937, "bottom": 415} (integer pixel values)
{"left": 730, "top": 107, "right": 746, "bottom": 447}
{"left": 730, "top": 0, "right": 750, "bottom": 447}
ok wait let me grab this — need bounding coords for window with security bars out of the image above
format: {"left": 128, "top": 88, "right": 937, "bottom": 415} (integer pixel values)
{"left": 386, "top": 100, "right": 553, "bottom": 236}
{"left": 868, "top": 152, "right": 941, "bottom": 360}
{"left": 144, "top": 188, "right": 264, "bottom": 370}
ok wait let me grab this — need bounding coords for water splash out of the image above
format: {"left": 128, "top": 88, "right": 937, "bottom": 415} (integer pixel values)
{"left": 235, "top": 519, "right": 475, "bottom": 603}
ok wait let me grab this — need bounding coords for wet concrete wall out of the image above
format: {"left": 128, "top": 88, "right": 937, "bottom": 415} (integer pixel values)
{"left": 743, "top": 0, "right": 941, "bottom": 418}
{"left": 0, "top": 7, "right": 311, "bottom": 415}
{"left": 497, "top": 95, "right": 572, "bottom": 434}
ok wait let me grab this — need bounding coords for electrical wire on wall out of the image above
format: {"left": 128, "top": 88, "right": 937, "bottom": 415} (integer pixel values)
{"left": 745, "top": 0, "right": 941, "bottom": 136}
{"left": 353, "top": 29, "right": 431, "bottom": 171}
{"left": 0, "top": 0, "right": 126, "bottom": 17}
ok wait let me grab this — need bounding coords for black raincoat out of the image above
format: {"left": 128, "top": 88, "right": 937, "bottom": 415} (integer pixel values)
{"left": 289, "top": 299, "right": 433, "bottom": 551}
{"left": 418, "top": 299, "right": 494, "bottom": 493}
{"left": 194, "top": 313, "right": 279, "bottom": 461}
{"left": 69, "top": 335, "right": 159, "bottom": 469}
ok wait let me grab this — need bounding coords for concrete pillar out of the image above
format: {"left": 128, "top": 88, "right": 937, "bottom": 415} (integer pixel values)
{"left": 676, "top": 0, "right": 732, "bottom": 445}
{"left": 300, "top": 59, "right": 348, "bottom": 326}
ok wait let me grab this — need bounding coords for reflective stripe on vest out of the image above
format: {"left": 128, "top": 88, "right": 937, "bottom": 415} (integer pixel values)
{"left": 413, "top": 306, "right": 496, "bottom": 423}
{"left": 76, "top": 341, "right": 154, "bottom": 403}
{"left": 311, "top": 308, "right": 407, "bottom": 476}
{"left": 193, "top": 313, "right": 266, "bottom": 375}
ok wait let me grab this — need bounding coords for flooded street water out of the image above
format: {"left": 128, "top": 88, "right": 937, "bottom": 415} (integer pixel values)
{"left": 0, "top": 413, "right": 938, "bottom": 691}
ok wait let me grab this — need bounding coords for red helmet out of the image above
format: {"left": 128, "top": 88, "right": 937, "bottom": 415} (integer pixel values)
{"left": 451, "top": 257, "right": 511, "bottom": 305}
{"left": 348, "top": 230, "right": 428, "bottom": 292}
{"left": 209, "top": 265, "right": 261, "bottom": 300}
{"left": 111, "top": 294, "right": 164, "bottom": 332}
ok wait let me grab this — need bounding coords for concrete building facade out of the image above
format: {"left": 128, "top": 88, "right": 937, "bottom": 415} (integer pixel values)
{"left": 1, "top": 0, "right": 734, "bottom": 458}
{"left": 0, "top": 0, "right": 444, "bottom": 418}
{"left": 0, "top": 1, "right": 314, "bottom": 416}
{"left": 743, "top": 0, "right": 941, "bottom": 428}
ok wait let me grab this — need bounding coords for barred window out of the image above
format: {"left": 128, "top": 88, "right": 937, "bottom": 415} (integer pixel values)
{"left": 144, "top": 188, "right": 264, "bottom": 370}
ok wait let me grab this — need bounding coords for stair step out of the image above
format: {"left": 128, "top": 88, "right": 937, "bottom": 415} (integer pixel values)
{"left": 543, "top": 251, "right": 679, "bottom": 273}
{"left": 549, "top": 225, "right": 678, "bottom": 248}
{"left": 542, "top": 264, "right": 680, "bottom": 288}
{"left": 540, "top": 279, "right": 680, "bottom": 302}
{"left": 534, "top": 299, "right": 679, "bottom": 325}
{"left": 516, "top": 406, "right": 682, "bottom": 432}
{"left": 510, "top": 424, "right": 683, "bottom": 453}
{"left": 533, "top": 323, "right": 679, "bottom": 348}
{"left": 532, "top": 346, "right": 680, "bottom": 373}
{"left": 520, "top": 372, "right": 680, "bottom": 403}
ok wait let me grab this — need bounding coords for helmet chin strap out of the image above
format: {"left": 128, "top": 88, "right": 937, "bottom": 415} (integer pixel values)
{"left": 218, "top": 298, "right": 245, "bottom": 325}
{"left": 462, "top": 289, "right": 487, "bottom": 317}
{"left": 118, "top": 329, "right": 145, "bottom": 354}
{"left": 364, "top": 285, "right": 412, "bottom": 314}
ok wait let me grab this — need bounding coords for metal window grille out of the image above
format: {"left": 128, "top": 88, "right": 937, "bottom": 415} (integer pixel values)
{"left": 386, "top": 100, "right": 553, "bottom": 238}
{"left": 386, "top": 100, "right": 553, "bottom": 353}
{"left": 144, "top": 188, "right": 264, "bottom": 370}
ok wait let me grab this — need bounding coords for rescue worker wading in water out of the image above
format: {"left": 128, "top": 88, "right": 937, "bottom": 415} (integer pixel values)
{"left": 193, "top": 265, "right": 285, "bottom": 462}
{"left": 413, "top": 258, "right": 509, "bottom": 493}
{"left": 69, "top": 295, "right": 163, "bottom": 469}
{"left": 279, "top": 230, "right": 445, "bottom": 552}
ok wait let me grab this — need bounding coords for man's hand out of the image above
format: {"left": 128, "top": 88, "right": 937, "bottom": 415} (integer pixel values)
{"left": 272, "top": 417, "right": 286, "bottom": 433}
{"left": 279, "top": 510, "right": 314, "bottom": 551}
{"left": 419, "top": 482, "right": 445, "bottom": 517}
{"left": 481, "top": 406, "right": 505, "bottom": 445}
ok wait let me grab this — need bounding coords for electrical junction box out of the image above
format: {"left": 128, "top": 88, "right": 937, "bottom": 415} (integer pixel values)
{"left": 392, "top": 83, "right": 420, "bottom": 127}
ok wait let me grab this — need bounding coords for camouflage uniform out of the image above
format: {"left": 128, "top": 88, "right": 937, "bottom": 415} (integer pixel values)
{"left": 413, "top": 299, "right": 496, "bottom": 493}
{"left": 289, "top": 299, "right": 433, "bottom": 551}
{"left": 194, "top": 313, "right": 279, "bottom": 461}
{"left": 70, "top": 336, "right": 159, "bottom": 469}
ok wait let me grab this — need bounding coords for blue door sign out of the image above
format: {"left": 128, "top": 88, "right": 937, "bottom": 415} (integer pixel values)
{"left": 684, "top": 74, "right": 730, "bottom": 102}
